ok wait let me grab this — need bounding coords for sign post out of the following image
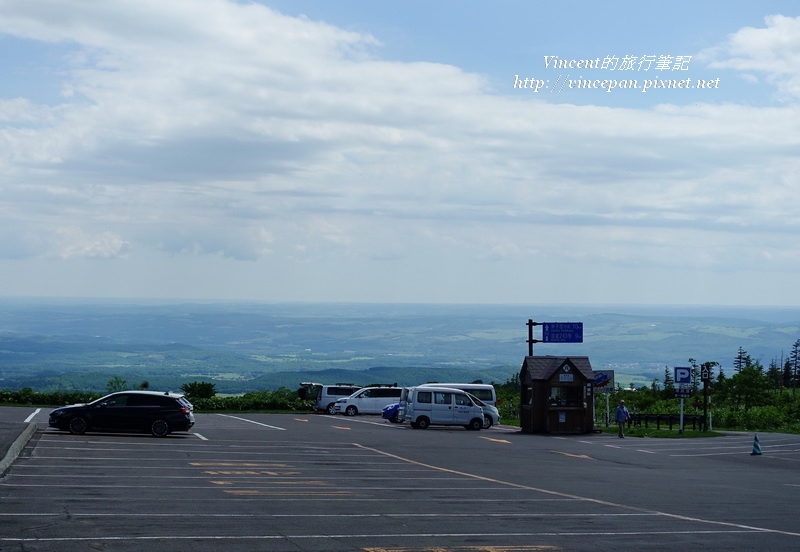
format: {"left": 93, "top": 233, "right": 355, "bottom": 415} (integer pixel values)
{"left": 592, "top": 370, "right": 615, "bottom": 427}
{"left": 700, "top": 362, "right": 713, "bottom": 431}
{"left": 674, "top": 367, "right": 692, "bottom": 433}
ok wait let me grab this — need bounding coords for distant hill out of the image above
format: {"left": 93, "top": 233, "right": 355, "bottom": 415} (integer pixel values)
{"left": 1, "top": 299, "right": 798, "bottom": 393}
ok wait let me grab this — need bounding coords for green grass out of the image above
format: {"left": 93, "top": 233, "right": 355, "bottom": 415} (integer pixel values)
{"left": 599, "top": 426, "right": 724, "bottom": 438}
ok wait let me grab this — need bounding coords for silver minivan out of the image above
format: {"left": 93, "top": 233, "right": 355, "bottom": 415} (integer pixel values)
{"left": 419, "top": 383, "right": 496, "bottom": 406}
{"left": 299, "top": 382, "right": 362, "bottom": 415}
{"left": 401, "top": 386, "right": 485, "bottom": 430}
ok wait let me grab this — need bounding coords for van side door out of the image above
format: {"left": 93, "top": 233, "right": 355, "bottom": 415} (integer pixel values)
{"left": 452, "top": 392, "right": 477, "bottom": 425}
{"left": 432, "top": 391, "right": 455, "bottom": 424}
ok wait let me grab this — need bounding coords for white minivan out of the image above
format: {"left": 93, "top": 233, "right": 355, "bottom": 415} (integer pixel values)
{"left": 401, "top": 386, "right": 485, "bottom": 430}
{"left": 419, "top": 383, "right": 497, "bottom": 406}
{"left": 334, "top": 386, "right": 404, "bottom": 416}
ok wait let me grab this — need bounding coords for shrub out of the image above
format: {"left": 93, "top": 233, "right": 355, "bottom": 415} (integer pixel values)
{"left": 190, "top": 387, "right": 307, "bottom": 412}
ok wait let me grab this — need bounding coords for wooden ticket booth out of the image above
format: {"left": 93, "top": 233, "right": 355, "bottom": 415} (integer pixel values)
{"left": 519, "top": 355, "right": 594, "bottom": 434}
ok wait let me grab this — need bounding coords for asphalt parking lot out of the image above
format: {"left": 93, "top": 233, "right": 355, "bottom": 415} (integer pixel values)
{"left": 1, "top": 406, "right": 799, "bottom": 551}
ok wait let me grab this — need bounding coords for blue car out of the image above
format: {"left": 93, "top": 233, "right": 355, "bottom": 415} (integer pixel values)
{"left": 382, "top": 403, "right": 402, "bottom": 423}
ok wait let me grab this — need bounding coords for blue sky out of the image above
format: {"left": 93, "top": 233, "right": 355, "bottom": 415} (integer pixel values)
{"left": 1, "top": 1, "right": 799, "bottom": 306}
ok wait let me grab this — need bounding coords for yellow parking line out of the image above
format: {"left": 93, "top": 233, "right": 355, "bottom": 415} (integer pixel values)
{"left": 210, "top": 480, "right": 329, "bottom": 486}
{"left": 225, "top": 490, "right": 352, "bottom": 496}
{"left": 479, "top": 437, "right": 512, "bottom": 444}
{"left": 550, "top": 450, "right": 593, "bottom": 460}
{"left": 189, "top": 462, "right": 292, "bottom": 467}
{"left": 203, "top": 470, "right": 301, "bottom": 475}
{"left": 363, "top": 547, "right": 561, "bottom": 552}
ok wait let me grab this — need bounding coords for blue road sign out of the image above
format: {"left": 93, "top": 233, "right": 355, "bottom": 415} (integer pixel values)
{"left": 674, "top": 366, "right": 692, "bottom": 384}
{"left": 542, "top": 322, "right": 583, "bottom": 343}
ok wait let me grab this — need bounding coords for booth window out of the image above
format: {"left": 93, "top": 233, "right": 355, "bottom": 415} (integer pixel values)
{"left": 522, "top": 386, "right": 533, "bottom": 405}
{"left": 549, "top": 386, "right": 582, "bottom": 407}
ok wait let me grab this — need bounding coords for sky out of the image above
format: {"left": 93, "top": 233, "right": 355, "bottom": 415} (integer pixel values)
{"left": 1, "top": 0, "right": 799, "bottom": 306}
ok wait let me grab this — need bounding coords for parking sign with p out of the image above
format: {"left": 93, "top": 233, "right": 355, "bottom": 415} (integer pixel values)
{"left": 674, "top": 367, "right": 692, "bottom": 384}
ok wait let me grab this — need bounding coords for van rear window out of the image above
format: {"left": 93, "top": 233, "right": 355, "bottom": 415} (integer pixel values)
{"left": 470, "top": 389, "right": 494, "bottom": 402}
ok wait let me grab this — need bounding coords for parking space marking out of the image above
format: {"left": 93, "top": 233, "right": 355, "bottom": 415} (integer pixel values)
{"left": 203, "top": 470, "right": 301, "bottom": 475}
{"left": 223, "top": 489, "right": 353, "bottom": 496}
{"left": 9, "top": 414, "right": 800, "bottom": 549}
{"left": 352, "top": 443, "right": 800, "bottom": 539}
{"left": 550, "top": 451, "right": 592, "bottom": 460}
{"left": 0, "top": 528, "right": 771, "bottom": 546}
{"left": 189, "top": 462, "right": 292, "bottom": 467}
{"left": 328, "top": 416, "right": 405, "bottom": 428}
{"left": 0, "top": 512, "right": 660, "bottom": 519}
{"left": 479, "top": 437, "right": 511, "bottom": 444}
{"left": 216, "top": 414, "right": 286, "bottom": 430}
{"left": 363, "top": 546, "right": 563, "bottom": 552}
{"left": 211, "top": 480, "right": 330, "bottom": 487}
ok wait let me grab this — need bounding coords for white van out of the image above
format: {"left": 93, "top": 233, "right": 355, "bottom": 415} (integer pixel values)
{"left": 334, "top": 386, "right": 404, "bottom": 416}
{"left": 419, "top": 383, "right": 496, "bottom": 406}
{"left": 299, "top": 382, "right": 362, "bottom": 415}
{"left": 401, "top": 386, "right": 485, "bottom": 430}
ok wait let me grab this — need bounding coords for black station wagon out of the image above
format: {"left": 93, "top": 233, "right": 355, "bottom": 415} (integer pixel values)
{"left": 49, "top": 390, "right": 195, "bottom": 437}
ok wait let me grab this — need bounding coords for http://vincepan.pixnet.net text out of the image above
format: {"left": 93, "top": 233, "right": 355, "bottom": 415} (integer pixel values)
{"left": 514, "top": 55, "right": 720, "bottom": 93}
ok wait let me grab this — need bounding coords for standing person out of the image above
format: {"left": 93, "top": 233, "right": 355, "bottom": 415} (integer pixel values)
{"left": 615, "top": 399, "right": 631, "bottom": 438}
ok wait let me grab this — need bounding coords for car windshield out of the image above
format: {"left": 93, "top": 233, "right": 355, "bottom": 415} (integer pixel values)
{"left": 466, "top": 393, "right": 485, "bottom": 407}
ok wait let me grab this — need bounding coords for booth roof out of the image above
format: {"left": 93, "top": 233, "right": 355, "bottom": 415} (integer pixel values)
{"left": 520, "top": 355, "right": 594, "bottom": 381}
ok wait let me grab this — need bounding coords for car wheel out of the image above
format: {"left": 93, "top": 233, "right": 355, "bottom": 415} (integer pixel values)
{"left": 68, "top": 417, "right": 88, "bottom": 435}
{"left": 483, "top": 415, "right": 493, "bottom": 429}
{"left": 345, "top": 406, "right": 358, "bottom": 416}
{"left": 415, "top": 417, "right": 430, "bottom": 430}
{"left": 468, "top": 418, "right": 483, "bottom": 431}
{"left": 151, "top": 419, "right": 170, "bottom": 437}
{"left": 391, "top": 412, "right": 402, "bottom": 424}
{"left": 326, "top": 403, "right": 337, "bottom": 415}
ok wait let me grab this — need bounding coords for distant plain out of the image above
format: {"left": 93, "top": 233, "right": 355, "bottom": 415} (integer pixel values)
{"left": 1, "top": 298, "right": 799, "bottom": 393}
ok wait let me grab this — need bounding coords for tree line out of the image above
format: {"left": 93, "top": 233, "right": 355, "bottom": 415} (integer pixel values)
{"left": 610, "top": 339, "right": 800, "bottom": 432}
{"left": 4, "top": 339, "right": 800, "bottom": 433}
{"left": 0, "top": 379, "right": 308, "bottom": 412}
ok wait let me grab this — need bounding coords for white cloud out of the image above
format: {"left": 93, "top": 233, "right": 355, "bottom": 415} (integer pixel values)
{"left": 56, "top": 226, "right": 129, "bottom": 259}
{"left": 0, "top": 1, "right": 799, "bottom": 303}
{"left": 699, "top": 14, "right": 800, "bottom": 100}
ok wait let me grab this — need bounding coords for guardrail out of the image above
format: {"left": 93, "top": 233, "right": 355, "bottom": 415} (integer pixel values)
{"left": 629, "top": 413, "right": 706, "bottom": 431}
